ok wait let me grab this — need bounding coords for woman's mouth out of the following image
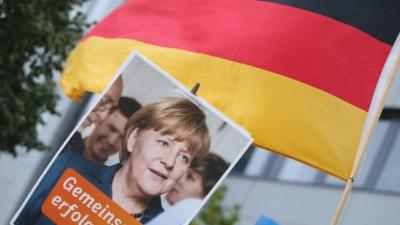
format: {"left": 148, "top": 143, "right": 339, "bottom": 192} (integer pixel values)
{"left": 149, "top": 169, "right": 167, "bottom": 179}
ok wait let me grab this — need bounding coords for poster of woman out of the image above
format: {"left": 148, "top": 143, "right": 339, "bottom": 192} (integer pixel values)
{"left": 11, "top": 52, "right": 253, "bottom": 225}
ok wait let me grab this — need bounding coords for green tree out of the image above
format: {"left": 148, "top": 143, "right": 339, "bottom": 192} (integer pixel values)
{"left": 191, "top": 185, "right": 241, "bottom": 225}
{"left": 0, "top": 0, "right": 90, "bottom": 155}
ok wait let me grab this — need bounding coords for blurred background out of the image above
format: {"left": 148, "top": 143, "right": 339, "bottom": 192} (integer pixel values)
{"left": 1, "top": 1, "right": 399, "bottom": 225}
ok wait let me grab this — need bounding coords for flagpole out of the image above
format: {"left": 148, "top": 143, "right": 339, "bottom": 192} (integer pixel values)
{"left": 330, "top": 33, "right": 400, "bottom": 225}
{"left": 330, "top": 178, "right": 353, "bottom": 225}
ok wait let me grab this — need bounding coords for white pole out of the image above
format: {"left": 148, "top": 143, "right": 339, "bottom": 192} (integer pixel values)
{"left": 330, "top": 33, "right": 400, "bottom": 225}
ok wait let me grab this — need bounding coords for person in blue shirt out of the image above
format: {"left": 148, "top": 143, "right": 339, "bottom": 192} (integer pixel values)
{"left": 14, "top": 97, "right": 210, "bottom": 225}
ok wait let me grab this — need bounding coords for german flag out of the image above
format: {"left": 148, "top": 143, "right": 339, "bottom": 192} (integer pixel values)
{"left": 60, "top": 0, "right": 400, "bottom": 180}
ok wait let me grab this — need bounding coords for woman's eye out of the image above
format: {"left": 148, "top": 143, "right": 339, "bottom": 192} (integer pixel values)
{"left": 181, "top": 155, "right": 190, "bottom": 163}
{"left": 158, "top": 140, "right": 169, "bottom": 147}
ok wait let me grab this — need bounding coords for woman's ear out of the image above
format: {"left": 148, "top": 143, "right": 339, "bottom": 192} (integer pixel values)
{"left": 127, "top": 128, "right": 139, "bottom": 153}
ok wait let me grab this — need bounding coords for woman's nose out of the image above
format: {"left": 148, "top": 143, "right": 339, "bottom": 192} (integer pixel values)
{"left": 160, "top": 151, "right": 177, "bottom": 169}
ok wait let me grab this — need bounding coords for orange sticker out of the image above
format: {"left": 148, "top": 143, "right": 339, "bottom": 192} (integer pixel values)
{"left": 42, "top": 168, "right": 142, "bottom": 225}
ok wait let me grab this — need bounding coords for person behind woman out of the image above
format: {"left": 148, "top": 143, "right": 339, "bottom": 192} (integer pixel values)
{"left": 166, "top": 152, "right": 229, "bottom": 205}
{"left": 147, "top": 153, "right": 229, "bottom": 225}
{"left": 15, "top": 97, "right": 210, "bottom": 225}
{"left": 82, "top": 96, "right": 142, "bottom": 163}
{"left": 64, "top": 77, "right": 123, "bottom": 155}
{"left": 81, "top": 77, "right": 123, "bottom": 128}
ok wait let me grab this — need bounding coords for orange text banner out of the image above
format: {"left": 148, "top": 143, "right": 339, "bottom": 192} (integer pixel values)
{"left": 42, "top": 168, "right": 142, "bottom": 225}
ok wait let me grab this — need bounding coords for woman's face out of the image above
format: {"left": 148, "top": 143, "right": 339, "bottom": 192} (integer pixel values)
{"left": 126, "top": 128, "right": 193, "bottom": 197}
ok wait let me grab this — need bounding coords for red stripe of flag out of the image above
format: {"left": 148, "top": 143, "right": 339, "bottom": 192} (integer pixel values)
{"left": 86, "top": 0, "right": 390, "bottom": 110}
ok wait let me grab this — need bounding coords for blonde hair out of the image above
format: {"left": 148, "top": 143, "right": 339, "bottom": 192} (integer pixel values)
{"left": 120, "top": 97, "right": 210, "bottom": 163}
